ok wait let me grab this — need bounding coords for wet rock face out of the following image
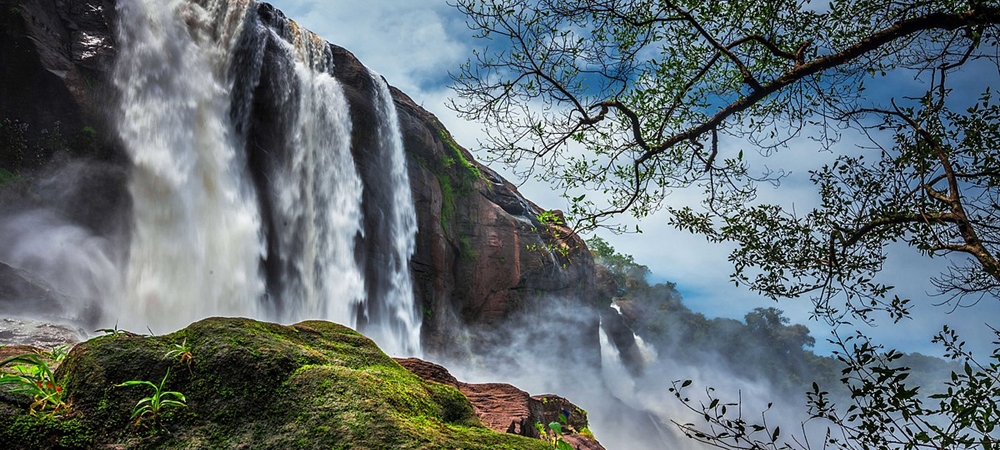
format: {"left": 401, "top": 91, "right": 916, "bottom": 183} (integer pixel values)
{"left": 0, "top": 0, "right": 119, "bottom": 156}
{"left": 0, "top": 0, "right": 601, "bottom": 361}
{"left": 392, "top": 93, "right": 599, "bottom": 360}
{"left": 0, "top": 316, "right": 84, "bottom": 349}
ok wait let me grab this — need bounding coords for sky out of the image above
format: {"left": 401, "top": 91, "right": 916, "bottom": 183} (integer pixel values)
{"left": 264, "top": 0, "right": 998, "bottom": 358}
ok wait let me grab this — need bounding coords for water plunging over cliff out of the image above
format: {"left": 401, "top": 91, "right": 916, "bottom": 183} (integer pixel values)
{"left": 362, "top": 69, "right": 421, "bottom": 357}
{"left": 111, "top": 0, "right": 420, "bottom": 355}
{"left": 114, "top": 0, "right": 266, "bottom": 330}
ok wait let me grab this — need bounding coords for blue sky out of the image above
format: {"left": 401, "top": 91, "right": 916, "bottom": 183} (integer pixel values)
{"left": 264, "top": 0, "right": 999, "bottom": 358}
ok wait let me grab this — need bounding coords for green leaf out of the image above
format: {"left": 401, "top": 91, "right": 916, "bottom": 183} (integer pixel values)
{"left": 116, "top": 380, "right": 157, "bottom": 389}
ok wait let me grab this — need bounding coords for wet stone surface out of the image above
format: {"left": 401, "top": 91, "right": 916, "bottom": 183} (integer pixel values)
{"left": 0, "top": 317, "right": 85, "bottom": 349}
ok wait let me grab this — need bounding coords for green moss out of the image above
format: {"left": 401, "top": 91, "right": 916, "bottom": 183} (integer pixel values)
{"left": 459, "top": 235, "right": 477, "bottom": 261}
{"left": 3, "top": 318, "right": 549, "bottom": 449}
{"left": 0, "top": 167, "right": 16, "bottom": 186}
{"left": 424, "top": 381, "right": 479, "bottom": 426}
{"left": 432, "top": 126, "right": 491, "bottom": 236}
{"left": 438, "top": 128, "right": 483, "bottom": 184}
{"left": 70, "top": 125, "right": 100, "bottom": 158}
{"left": 437, "top": 172, "right": 456, "bottom": 231}
{"left": 0, "top": 405, "right": 94, "bottom": 449}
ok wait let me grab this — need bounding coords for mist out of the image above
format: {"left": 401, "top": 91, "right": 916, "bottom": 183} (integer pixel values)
{"left": 0, "top": 159, "right": 130, "bottom": 328}
{"left": 428, "top": 271, "right": 957, "bottom": 450}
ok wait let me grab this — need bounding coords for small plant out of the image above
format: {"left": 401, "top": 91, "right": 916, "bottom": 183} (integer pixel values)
{"left": 116, "top": 368, "right": 187, "bottom": 431}
{"left": 536, "top": 209, "right": 564, "bottom": 226}
{"left": 0, "top": 353, "right": 69, "bottom": 415}
{"left": 164, "top": 338, "right": 194, "bottom": 373}
{"left": 535, "top": 411, "right": 575, "bottom": 450}
{"left": 95, "top": 323, "right": 145, "bottom": 338}
{"left": 95, "top": 323, "right": 125, "bottom": 338}
{"left": 39, "top": 121, "right": 67, "bottom": 159}
{"left": 41, "top": 344, "right": 71, "bottom": 363}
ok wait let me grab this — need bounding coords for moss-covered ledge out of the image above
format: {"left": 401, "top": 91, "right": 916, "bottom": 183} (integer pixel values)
{"left": 0, "top": 317, "right": 550, "bottom": 449}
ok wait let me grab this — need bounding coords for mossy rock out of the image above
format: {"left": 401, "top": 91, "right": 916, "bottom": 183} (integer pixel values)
{"left": 0, "top": 318, "right": 550, "bottom": 449}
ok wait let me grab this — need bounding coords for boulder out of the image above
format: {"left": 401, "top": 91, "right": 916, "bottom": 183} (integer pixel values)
{"left": 0, "top": 317, "right": 556, "bottom": 449}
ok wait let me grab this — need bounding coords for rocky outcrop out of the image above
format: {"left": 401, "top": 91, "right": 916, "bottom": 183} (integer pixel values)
{"left": 304, "top": 13, "right": 599, "bottom": 357}
{"left": 0, "top": 0, "right": 120, "bottom": 168}
{"left": 0, "top": 318, "right": 558, "bottom": 449}
{"left": 392, "top": 92, "right": 599, "bottom": 361}
{"left": 395, "top": 357, "right": 606, "bottom": 450}
{"left": 601, "top": 302, "right": 646, "bottom": 377}
{"left": 0, "top": 317, "right": 82, "bottom": 349}
{"left": 0, "top": 0, "right": 601, "bottom": 361}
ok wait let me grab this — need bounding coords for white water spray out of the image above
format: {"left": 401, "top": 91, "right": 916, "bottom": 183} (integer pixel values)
{"left": 0, "top": 208, "right": 119, "bottom": 322}
{"left": 269, "top": 24, "right": 366, "bottom": 325}
{"left": 103, "top": 0, "right": 422, "bottom": 354}
{"left": 599, "top": 323, "right": 639, "bottom": 402}
{"left": 113, "top": 0, "right": 265, "bottom": 332}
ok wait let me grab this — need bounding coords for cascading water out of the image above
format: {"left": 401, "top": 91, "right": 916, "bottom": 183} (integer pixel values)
{"left": 363, "top": 70, "right": 421, "bottom": 356}
{"left": 263, "top": 21, "right": 366, "bottom": 327}
{"left": 599, "top": 323, "right": 640, "bottom": 402}
{"left": 113, "top": 0, "right": 265, "bottom": 332}
{"left": 609, "top": 303, "right": 658, "bottom": 366}
{"left": 108, "top": 0, "right": 421, "bottom": 355}
{"left": 598, "top": 321, "right": 678, "bottom": 449}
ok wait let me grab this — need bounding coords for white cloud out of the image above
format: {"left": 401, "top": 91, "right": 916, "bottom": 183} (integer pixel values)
{"left": 267, "top": 0, "right": 467, "bottom": 95}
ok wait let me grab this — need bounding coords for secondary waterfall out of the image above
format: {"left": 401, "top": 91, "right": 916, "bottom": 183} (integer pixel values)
{"left": 261, "top": 20, "right": 365, "bottom": 327}
{"left": 363, "top": 70, "right": 421, "bottom": 357}
{"left": 110, "top": 0, "right": 421, "bottom": 355}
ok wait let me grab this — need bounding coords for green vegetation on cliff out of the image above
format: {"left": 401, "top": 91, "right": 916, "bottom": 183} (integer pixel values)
{"left": 0, "top": 318, "right": 550, "bottom": 450}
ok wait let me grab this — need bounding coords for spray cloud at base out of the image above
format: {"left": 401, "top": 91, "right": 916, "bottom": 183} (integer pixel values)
{"left": 430, "top": 293, "right": 827, "bottom": 450}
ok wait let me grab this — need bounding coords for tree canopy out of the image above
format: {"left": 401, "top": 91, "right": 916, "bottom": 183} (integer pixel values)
{"left": 453, "top": 0, "right": 1000, "bottom": 448}
{"left": 451, "top": 0, "right": 1000, "bottom": 314}
{"left": 586, "top": 235, "right": 650, "bottom": 293}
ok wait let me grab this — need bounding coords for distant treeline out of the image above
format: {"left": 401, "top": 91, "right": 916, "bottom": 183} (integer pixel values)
{"left": 590, "top": 236, "right": 955, "bottom": 399}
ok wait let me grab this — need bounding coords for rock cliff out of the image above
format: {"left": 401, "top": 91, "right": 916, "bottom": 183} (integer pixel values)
{"left": 0, "top": 0, "right": 600, "bottom": 360}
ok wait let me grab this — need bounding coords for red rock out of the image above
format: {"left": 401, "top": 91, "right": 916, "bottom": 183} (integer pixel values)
{"left": 395, "top": 357, "right": 606, "bottom": 449}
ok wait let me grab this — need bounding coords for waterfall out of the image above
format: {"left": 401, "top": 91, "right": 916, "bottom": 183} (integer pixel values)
{"left": 364, "top": 70, "right": 421, "bottom": 356}
{"left": 598, "top": 321, "right": 678, "bottom": 448}
{"left": 264, "top": 22, "right": 365, "bottom": 326}
{"left": 633, "top": 333, "right": 658, "bottom": 365}
{"left": 113, "top": 0, "right": 265, "bottom": 332}
{"left": 609, "top": 303, "right": 658, "bottom": 366}
{"left": 107, "top": 0, "right": 421, "bottom": 355}
{"left": 599, "top": 323, "right": 639, "bottom": 402}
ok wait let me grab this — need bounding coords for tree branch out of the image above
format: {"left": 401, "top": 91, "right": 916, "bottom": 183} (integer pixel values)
{"left": 633, "top": 6, "right": 1000, "bottom": 168}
